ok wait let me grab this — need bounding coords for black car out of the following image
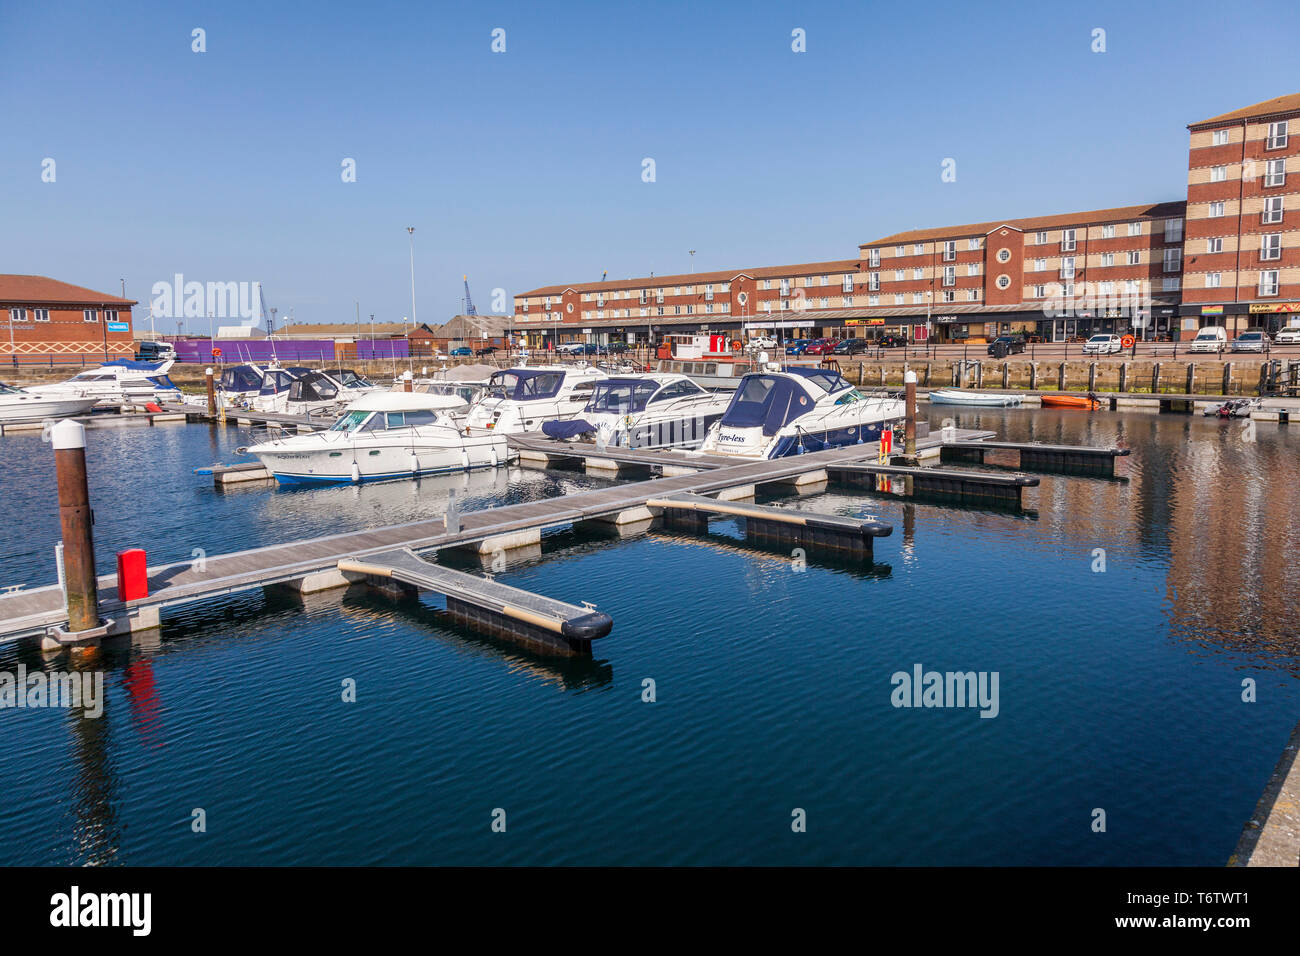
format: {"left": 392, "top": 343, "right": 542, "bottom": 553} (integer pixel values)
{"left": 987, "top": 335, "right": 1026, "bottom": 357}
{"left": 475, "top": 345, "right": 498, "bottom": 356}
{"left": 607, "top": 342, "right": 630, "bottom": 353}
{"left": 878, "top": 334, "right": 908, "bottom": 349}
{"left": 832, "top": 338, "right": 871, "bottom": 355}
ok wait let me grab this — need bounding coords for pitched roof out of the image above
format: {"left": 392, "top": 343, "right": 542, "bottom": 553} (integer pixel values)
{"left": 859, "top": 202, "right": 1187, "bottom": 248}
{"left": 0, "top": 274, "right": 136, "bottom": 306}
{"left": 278, "top": 321, "right": 415, "bottom": 335}
{"left": 516, "top": 258, "right": 863, "bottom": 298}
{"left": 1189, "top": 93, "right": 1300, "bottom": 129}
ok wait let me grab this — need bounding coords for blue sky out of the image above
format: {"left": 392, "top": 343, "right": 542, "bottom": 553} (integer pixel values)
{"left": 2, "top": 0, "right": 1298, "bottom": 331}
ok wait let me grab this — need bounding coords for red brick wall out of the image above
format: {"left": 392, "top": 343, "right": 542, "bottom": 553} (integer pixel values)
{"left": 1, "top": 304, "right": 134, "bottom": 361}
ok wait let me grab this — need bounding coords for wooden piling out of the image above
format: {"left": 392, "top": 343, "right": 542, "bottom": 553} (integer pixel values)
{"left": 51, "top": 420, "right": 99, "bottom": 633}
{"left": 205, "top": 367, "right": 216, "bottom": 417}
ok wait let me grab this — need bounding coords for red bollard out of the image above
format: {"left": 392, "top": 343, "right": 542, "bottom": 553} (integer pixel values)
{"left": 117, "top": 548, "right": 149, "bottom": 601}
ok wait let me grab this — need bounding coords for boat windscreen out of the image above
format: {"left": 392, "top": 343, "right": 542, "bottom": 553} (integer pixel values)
{"left": 719, "top": 375, "right": 810, "bottom": 436}
{"left": 219, "top": 366, "right": 263, "bottom": 392}
{"left": 336, "top": 369, "right": 371, "bottom": 387}
{"left": 258, "top": 370, "right": 295, "bottom": 395}
{"left": 0, "top": 383, "right": 23, "bottom": 395}
{"left": 585, "top": 379, "right": 659, "bottom": 413}
{"left": 289, "top": 372, "right": 339, "bottom": 402}
{"left": 784, "top": 366, "right": 849, "bottom": 393}
{"left": 148, "top": 375, "right": 179, "bottom": 389}
{"left": 330, "top": 410, "right": 371, "bottom": 433}
{"left": 487, "top": 370, "right": 564, "bottom": 400}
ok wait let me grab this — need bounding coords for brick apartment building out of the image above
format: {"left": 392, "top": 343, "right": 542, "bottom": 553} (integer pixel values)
{"left": 513, "top": 92, "right": 1299, "bottom": 348}
{"left": 1, "top": 275, "right": 136, "bottom": 364}
{"left": 1179, "top": 93, "right": 1300, "bottom": 336}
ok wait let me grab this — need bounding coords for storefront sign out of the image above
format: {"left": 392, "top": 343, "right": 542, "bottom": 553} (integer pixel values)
{"left": 1249, "top": 303, "right": 1300, "bottom": 314}
{"left": 106, "top": 321, "right": 130, "bottom": 332}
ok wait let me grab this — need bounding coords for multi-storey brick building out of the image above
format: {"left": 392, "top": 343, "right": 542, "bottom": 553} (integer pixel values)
{"left": 1179, "top": 93, "right": 1300, "bottom": 336}
{"left": 1, "top": 275, "right": 136, "bottom": 365}
{"left": 515, "top": 93, "right": 1297, "bottom": 348}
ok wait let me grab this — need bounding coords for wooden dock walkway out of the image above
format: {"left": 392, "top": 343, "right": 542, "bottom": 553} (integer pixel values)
{"left": 0, "top": 429, "right": 992, "bottom": 644}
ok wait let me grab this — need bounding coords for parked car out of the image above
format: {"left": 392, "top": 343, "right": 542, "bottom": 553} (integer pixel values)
{"left": 986, "top": 335, "right": 1026, "bottom": 356}
{"left": 1186, "top": 326, "right": 1227, "bottom": 354}
{"left": 802, "top": 338, "right": 840, "bottom": 356}
{"left": 474, "top": 345, "right": 498, "bottom": 356}
{"left": 1230, "top": 329, "right": 1268, "bottom": 353}
{"left": 134, "top": 340, "right": 177, "bottom": 362}
{"left": 1274, "top": 326, "right": 1300, "bottom": 345}
{"left": 832, "top": 338, "right": 871, "bottom": 356}
{"left": 1082, "top": 333, "right": 1123, "bottom": 355}
{"left": 449, "top": 346, "right": 473, "bottom": 357}
{"left": 746, "top": 335, "right": 778, "bottom": 352}
{"left": 785, "top": 339, "right": 810, "bottom": 355}
{"left": 606, "top": 342, "right": 630, "bottom": 354}
{"left": 878, "top": 334, "right": 908, "bottom": 349}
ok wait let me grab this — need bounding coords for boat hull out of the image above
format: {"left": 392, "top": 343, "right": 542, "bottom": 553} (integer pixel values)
{"left": 0, "top": 396, "right": 102, "bottom": 422}
{"left": 1040, "top": 394, "right": 1100, "bottom": 409}
{"left": 927, "top": 389, "right": 1022, "bottom": 407}
{"left": 253, "top": 436, "right": 511, "bottom": 485}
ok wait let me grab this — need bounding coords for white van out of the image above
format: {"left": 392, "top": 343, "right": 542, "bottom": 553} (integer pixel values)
{"left": 1186, "top": 326, "right": 1227, "bottom": 354}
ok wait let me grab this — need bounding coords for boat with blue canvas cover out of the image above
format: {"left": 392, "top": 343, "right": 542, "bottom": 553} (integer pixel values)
{"left": 698, "top": 364, "right": 903, "bottom": 459}
{"left": 540, "top": 373, "right": 729, "bottom": 449}
{"left": 37, "top": 359, "right": 181, "bottom": 406}
{"left": 927, "top": 389, "right": 1022, "bottom": 407}
{"left": 244, "top": 391, "right": 512, "bottom": 485}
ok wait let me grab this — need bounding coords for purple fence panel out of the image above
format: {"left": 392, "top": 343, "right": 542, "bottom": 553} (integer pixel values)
{"left": 356, "top": 339, "right": 408, "bottom": 360}
{"left": 172, "top": 339, "right": 345, "bottom": 363}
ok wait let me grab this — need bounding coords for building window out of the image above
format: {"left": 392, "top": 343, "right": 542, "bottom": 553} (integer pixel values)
{"left": 1035, "top": 231, "right": 1048, "bottom": 244}
{"left": 818, "top": 297, "right": 829, "bottom": 309}
{"left": 995, "top": 275, "right": 1011, "bottom": 290}
{"left": 1127, "top": 251, "right": 1141, "bottom": 266}
{"left": 1209, "top": 201, "right": 1225, "bottom": 217}
{"left": 1212, "top": 129, "right": 1229, "bottom": 146}
{"left": 1163, "top": 249, "right": 1181, "bottom": 272}
{"left": 1263, "top": 197, "right": 1283, "bottom": 224}
{"left": 83, "top": 309, "right": 98, "bottom": 322}
{"left": 33, "top": 309, "right": 49, "bottom": 322}
{"left": 1101, "top": 224, "right": 1115, "bottom": 239}
{"left": 996, "top": 248, "right": 1011, "bottom": 263}
{"left": 1210, "top": 165, "right": 1227, "bottom": 183}
{"left": 912, "top": 267, "right": 924, "bottom": 280}
{"left": 868, "top": 273, "right": 880, "bottom": 291}
{"left": 761, "top": 279, "right": 771, "bottom": 290}
{"left": 1060, "top": 256, "right": 1075, "bottom": 279}
{"left": 842, "top": 275, "right": 854, "bottom": 293}
{"left": 1124, "top": 279, "right": 1140, "bottom": 295}
{"left": 967, "top": 264, "right": 979, "bottom": 276}
{"left": 8, "top": 308, "right": 26, "bottom": 323}
{"left": 1165, "top": 218, "right": 1183, "bottom": 242}
{"left": 1127, "top": 222, "right": 1141, "bottom": 236}
{"left": 1100, "top": 281, "right": 1115, "bottom": 295}
{"left": 841, "top": 296, "right": 853, "bottom": 308}
{"left": 1034, "top": 258, "right": 1047, "bottom": 272}
{"left": 867, "top": 250, "right": 880, "bottom": 267}
{"left": 1206, "top": 237, "right": 1223, "bottom": 254}
{"left": 1206, "top": 272, "right": 1222, "bottom": 289}
{"left": 1265, "top": 158, "right": 1286, "bottom": 187}
{"left": 912, "top": 293, "right": 924, "bottom": 304}
{"left": 942, "top": 266, "right": 955, "bottom": 286}
{"left": 913, "top": 243, "right": 923, "bottom": 255}
{"left": 868, "top": 295, "right": 879, "bottom": 307}
{"left": 779, "top": 279, "right": 790, "bottom": 296}
{"left": 1162, "top": 277, "right": 1181, "bottom": 292}
{"left": 1033, "top": 284, "right": 1046, "bottom": 298}
{"left": 1060, "top": 229, "right": 1076, "bottom": 252}
{"left": 968, "top": 238, "right": 980, "bottom": 251}
{"left": 1267, "top": 120, "right": 1289, "bottom": 150}
{"left": 1259, "top": 270, "right": 1280, "bottom": 296}
{"left": 942, "top": 240, "right": 956, "bottom": 261}
{"left": 1100, "top": 252, "right": 1114, "bottom": 267}
{"left": 895, "top": 245, "right": 905, "bottom": 256}
{"left": 894, "top": 294, "right": 904, "bottom": 305}
{"left": 967, "top": 289, "right": 980, "bottom": 301}
{"left": 894, "top": 270, "right": 904, "bottom": 282}
{"left": 1261, "top": 234, "right": 1282, "bottom": 261}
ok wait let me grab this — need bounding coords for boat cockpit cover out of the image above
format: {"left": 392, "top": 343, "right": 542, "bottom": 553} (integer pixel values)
{"left": 784, "top": 366, "right": 850, "bottom": 394}
{"left": 148, "top": 375, "right": 179, "bottom": 389}
{"left": 720, "top": 375, "right": 811, "bottom": 436}
{"left": 289, "top": 371, "right": 340, "bottom": 402}
{"left": 219, "top": 365, "right": 263, "bottom": 392}
{"left": 488, "top": 369, "right": 564, "bottom": 400}
{"left": 336, "top": 369, "right": 370, "bottom": 387}
{"left": 585, "top": 379, "right": 659, "bottom": 413}
{"left": 102, "top": 359, "right": 167, "bottom": 372}
{"left": 258, "top": 369, "right": 296, "bottom": 395}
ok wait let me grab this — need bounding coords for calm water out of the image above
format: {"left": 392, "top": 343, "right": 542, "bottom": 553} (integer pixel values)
{"left": 0, "top": 412, "right": 1297, "bottom": 865}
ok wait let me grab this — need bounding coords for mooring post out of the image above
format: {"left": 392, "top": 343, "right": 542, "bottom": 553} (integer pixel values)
{"left": 205, "top": 366, "right": 216, "bottom": 417}
{"left": 403, "top": 370, "right": 414, "bottom": 393}
{"left": 904, "top": 369, "right": 917, "bottom": 459}
{"left": 51, "top": 420, "right": 99, "bottom": 633}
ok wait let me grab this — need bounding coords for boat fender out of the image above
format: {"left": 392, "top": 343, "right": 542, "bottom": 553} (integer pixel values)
{"left": 460, "top": 450, "right": 470, "bottom": 471}
{"left": 490, "top": 446, "right": 498, "bottom": 468}
{"left": 350, "top": 461, "right": 361, "bottom": 483}
{"left": 410, "top": 454, "right": 419, "bottom": 474}
{"left": 561, "top": 609, "right": 614, "bottom": 642}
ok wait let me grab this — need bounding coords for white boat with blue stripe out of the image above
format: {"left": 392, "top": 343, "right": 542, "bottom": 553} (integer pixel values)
{"left": 245, "top": 392, "right": 512, "bottom": 486}
{"left": 698, "top": 364, "right": 904, "bottom": 459}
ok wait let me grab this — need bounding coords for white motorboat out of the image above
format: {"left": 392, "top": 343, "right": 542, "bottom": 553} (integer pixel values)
{"left": 540, "top": 373, "right": 729, "bottom": 449}
{"left": 244, "top": 391, "right": 512, "bottom": 485}
{"left": 0, "top": 382, "right": 101, "bottom": 422}
{"left": 412, "top": 364, "right": 497, "bottom": 416}
{"left": 38, "top": 359, "right": 181, "bottom": 407}
{"left": 463, "top": 364, "right": 605, "bottom": 434}
{"left": 927, "top": 389, "right": 1022, "bottom": 407}
{"left": 698, "top": 364, "right": 904, "bottom": 459}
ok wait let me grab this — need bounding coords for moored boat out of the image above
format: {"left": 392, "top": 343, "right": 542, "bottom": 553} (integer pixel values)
{"left": 244, "top": 392, "right": 512, "bottom": 485}
{"left": 927, "top": 389, "right": 1022, "bottom": 407}
{"left": 540, "top": 373, "right": 729, "bottom": 449}
{"left": 0, "top": 382, "right": 101, "bottom": 422}
{"left": 464, "top": 365, "right": 605, "bottom": 434}
{"left": 1040, "top": 393, "right": 1101, "bottom": 409}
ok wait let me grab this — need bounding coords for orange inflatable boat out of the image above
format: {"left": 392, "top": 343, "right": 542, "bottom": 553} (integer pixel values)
{"left": 1040, "top": 394, "right": 1101, "bottom": 409}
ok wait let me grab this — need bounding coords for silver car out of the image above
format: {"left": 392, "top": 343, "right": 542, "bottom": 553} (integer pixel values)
{"left": 1230, "top": 330, "right": 1267, "bottom": 353}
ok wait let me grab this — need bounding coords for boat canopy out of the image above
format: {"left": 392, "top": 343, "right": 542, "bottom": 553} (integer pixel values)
{"left": 218, "top": 365, "right": 264, "bottom": 392}
{"left": 784, "top": 366, "right": 850, "bottom": 394}
{"left": 334, "top": 369, "right": 372, "bottom": 388}
{"left": 487, "top": 369, "right": 566, "bottom": 400}
{"left": 258, "top": 368, "right": 297, "bottom": 395}
{"left": 719, "top": 374, "right": 814, "bottom": 436}
{"left": 103, "top": 359, "right": 172, "bottom": 373}
{"left": 289, "top": 371, "right": 341, "bottom": 402}
{"left": 345, "top": 391, "right": 466, "bottom": 413}
{"left": 585, "top": 378, "right": 660, "bottom": 414}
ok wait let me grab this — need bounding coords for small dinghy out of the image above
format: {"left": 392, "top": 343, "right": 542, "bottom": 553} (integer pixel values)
{"left": 1041, "top": 393, "right": 1101, "bottom": 409}
{"left": 927, "top": 389, "right": 1022, "bottom": 407}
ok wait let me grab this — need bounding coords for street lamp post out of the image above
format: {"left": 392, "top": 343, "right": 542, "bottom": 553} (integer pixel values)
{"left": 407, "top": 226, "right": 417, "bottom": 327}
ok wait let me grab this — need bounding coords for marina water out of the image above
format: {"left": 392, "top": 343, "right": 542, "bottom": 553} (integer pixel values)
{"left": 1, "top": 409, "right": 1298, "bottom": 865}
